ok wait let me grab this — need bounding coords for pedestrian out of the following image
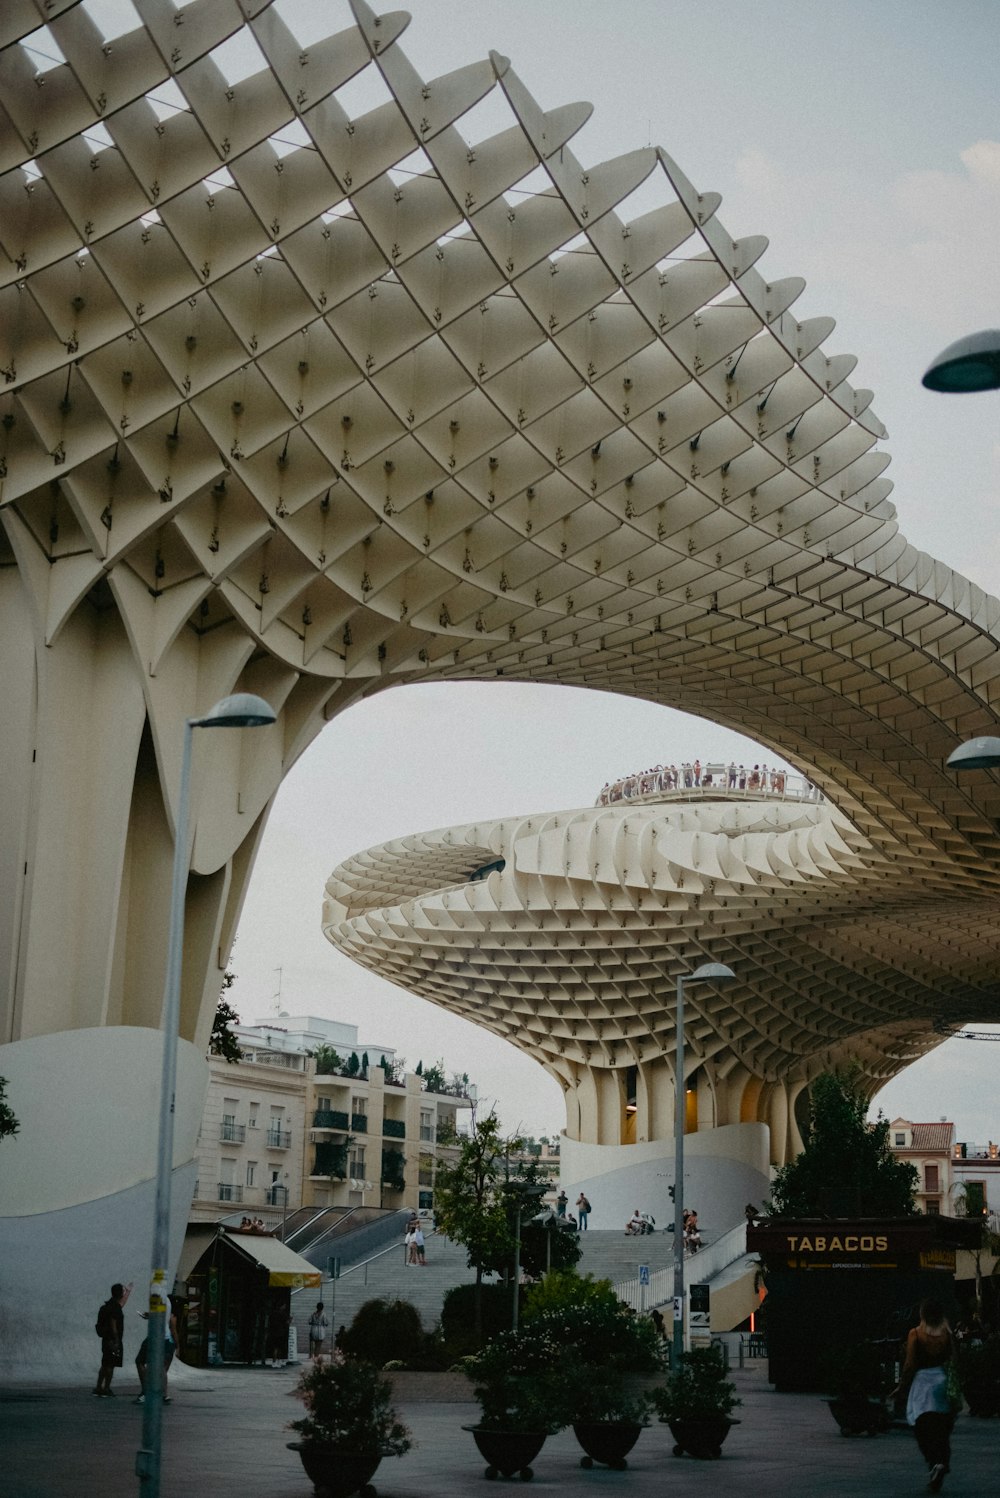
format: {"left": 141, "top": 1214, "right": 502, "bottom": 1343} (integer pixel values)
{"left": 576, "top": 1193, "right": 591, "bottom": 1230}
{"left": 134, "top": 1295, "right": 179, "bottom": 1404}
{"left": 405, "top": 1225, "right": 418, "bottom": 1265}
{"left": 308, "top": 1302, "right": 328, "bottom": 1362}
{"left": 266, "top": 1299, "right": 290, "bottom": 1368}
{"left": 414, "top": 1223, "right": 426, "bottom": 1264}
{"left": 556, "top": 1190, "right": 568, "bottom": 1217}
{"left": 895, "top": 1298, "right": 957, "bottom": 1492}
{"left": 93, "top": 1280, "right": 133, "bottom": 1397}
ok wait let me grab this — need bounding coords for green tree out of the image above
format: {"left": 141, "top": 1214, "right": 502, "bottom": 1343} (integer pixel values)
{"left": 767, "top": 1070, "right": 918, "bottom": 1218}
{"left": 421, "top": 1059, "right": 447, "bottom": 1094}
{"left": 434, "top": 1113, "right": 521, "bottom": 1340}
{"left": 311, "top": 1044, "right": 344, "bottom": 1076}
{"left": 434, "top": 1114, "right": 580, "bottom": 1338}
{"left": 0, "top": 1076, "right": 19, "bottom": 1141}
{"left": 209, "top": 970, "right": 243, "bottom": 1064}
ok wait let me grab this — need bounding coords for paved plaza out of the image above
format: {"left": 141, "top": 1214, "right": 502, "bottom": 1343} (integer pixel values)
{"left": 4, "top": 1362, "right": 1000, "bottom": 1498}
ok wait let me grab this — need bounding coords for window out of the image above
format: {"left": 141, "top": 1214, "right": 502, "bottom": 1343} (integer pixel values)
{"left": 316, "top": 1094, "right": 331, "bottom": 1112}
{"left": 351, "top": 1095, "right": 367, "bottom": 1117}
{"left": 349, "top": 1143, "right": 366, "bottom": 1177}
{"left": 420, "top": 1110, "right": 434, "bottom": 1142}
{"left": 926, "top": 1199, "right": 941, "bottom": 1215}
{"left": 246, "top": 1161, "right": 256, "bottom": 1187}
{"left": 894, "top": 1133, "right": 906, "bottom": 1147}
{"left": 248, "top": 1102, "right": 259, "bottom": 1129}
{"left": 924, "top": 1165, "right": 939, "bottom": 1193}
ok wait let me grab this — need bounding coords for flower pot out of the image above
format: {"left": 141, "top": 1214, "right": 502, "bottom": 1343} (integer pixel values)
{"left": 286, "top": 1441, "right": 381, "bottom": 1497}
{"left": 666, "top": 1413, "right": 738, "bottom": 1459}
{"left": 825, "top": 1396, "right": 890, "bottom": 1437}
{"left": 572, "top": 1419, "right": 643, "bottom": 1469}
{"left": 462, "top": 1425, "right": 547, "bottom": 1480}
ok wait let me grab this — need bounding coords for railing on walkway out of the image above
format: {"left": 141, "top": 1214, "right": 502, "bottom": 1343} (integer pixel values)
{"left": 613, "top": 1221, "right": 748, "bottom": 1313}
{"left": 597, "top": 766, "right": 823, "bottom": 807}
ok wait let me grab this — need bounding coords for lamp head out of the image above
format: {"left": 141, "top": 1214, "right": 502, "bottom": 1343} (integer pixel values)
{"left": 945, "top": 736, "right": 1000, "bottom": 771}
{"left": 193, "top": 692, "right": 276, "bottom": 728}
{"left": 922, "top": 330, "right": 1000, "bottom": 394}
{"left": 687, "top": 962, "right": 736, "bottom": 984}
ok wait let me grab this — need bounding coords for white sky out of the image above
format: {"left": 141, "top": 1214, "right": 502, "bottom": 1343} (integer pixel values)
{"left": 223, "top": 0, "right": 1000, "bottom": 1143}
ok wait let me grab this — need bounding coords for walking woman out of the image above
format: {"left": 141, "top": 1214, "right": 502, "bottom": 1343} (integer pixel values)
{"left": 896, "top": 1298, "right": 956, "bottom": 1493}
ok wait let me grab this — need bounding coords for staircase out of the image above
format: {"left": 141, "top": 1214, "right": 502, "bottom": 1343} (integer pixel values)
{"left": 291, "top": 1226, "right": 686, "bottom": 1347}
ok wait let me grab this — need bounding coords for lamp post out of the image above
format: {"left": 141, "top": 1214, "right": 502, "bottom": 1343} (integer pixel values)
{"left": 922, "top": 330, "right": 1000, "bottom": 394}
{"left": 672, "top": 962, "right": 736, "bottom": 1371}
{"left": 136, "top": 693, "right": 275, "bottom": 1498}
{"left": 945, "top": 737, "right": 1000, "bottom": 772}
{"left": 510, "top": 1182, "right": 547, "bottom": 1332}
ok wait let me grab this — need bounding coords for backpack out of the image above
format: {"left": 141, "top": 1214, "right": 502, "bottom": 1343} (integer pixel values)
{"left": 95, "top": 1300, "right": 112, "bottom": 1338}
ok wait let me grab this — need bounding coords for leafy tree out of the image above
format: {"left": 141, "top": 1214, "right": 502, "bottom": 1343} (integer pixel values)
{"left": 767, "top": 1070, "right": 918, "bottom": 1218}
{"left": 434, "top": 1113, "right": 521, "bottom": 1339}
{"left": 312, "top": 1044, "right": 343, "bottom": 1076}
{"left": 421, "top": 1059, "right": 447, "bottom": 1094}
{"left": 0, "top": 1076, "right": 19, "bottom": 1141}
{"left": 209, "top": 969, "right": 243, "bottom": 1064}
{"left": 346, "top": 1051, "right": 360, "bottom": 1076}
{"left": 380, "top": 1148, "right": 406, "bottom": 1191}
{"left": 434, "top": 1114, "right": 580, "bottom": 1338}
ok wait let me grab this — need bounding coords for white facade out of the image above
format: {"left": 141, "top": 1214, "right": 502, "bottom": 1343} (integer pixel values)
{"left": 191, "top": 1014, "right": 470, "bottom": 1224}
{"left": 4, "top": 3, "right": 1000, "bottom": 1381}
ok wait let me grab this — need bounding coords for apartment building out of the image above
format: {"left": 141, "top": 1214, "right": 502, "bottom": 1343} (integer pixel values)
{"left": 191, "top": 1014, "right": 471, "bottom": 1223}
{"left": 887, "top": 1118, "right": 954, "bottom": 1214}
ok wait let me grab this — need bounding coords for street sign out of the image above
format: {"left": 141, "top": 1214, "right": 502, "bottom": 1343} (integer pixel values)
{"left": 638, "top": 1264, "right": 650, "bottom": 1285}
{"left": 690, "top": 1283, "right": 710, "bottom": 1328}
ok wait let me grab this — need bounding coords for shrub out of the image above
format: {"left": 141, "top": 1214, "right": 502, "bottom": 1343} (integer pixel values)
{"left": 440, "top": 1282, "right": 515, "bottom": 1359}
{"left": 654, "top": 1345, "right": 740, "bottom": 1422}
{"left": 289, "top": 1359, "right": 412, "bottom": 1453}
{"left": 468, "top": 1325, "right": 568, "bottom": 1433}
{"left": 523, "top": 1284, "right": 665, "bottom": 1373}
{"left": 338, "top": 1298, "right": 425, "bottom": 1370}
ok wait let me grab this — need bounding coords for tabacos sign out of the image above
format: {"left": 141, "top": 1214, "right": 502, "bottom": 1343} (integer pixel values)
{"left": 782, "top": 1230, "right": 897, "bottom": 1270}
{"left": 786, "top": 1233, "right": 888, "bottom": 1255}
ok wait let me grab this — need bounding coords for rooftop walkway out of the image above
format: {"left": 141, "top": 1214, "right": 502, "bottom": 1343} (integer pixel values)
{"left": 5, "top": 1359, "right": 999, "bottom": 1497}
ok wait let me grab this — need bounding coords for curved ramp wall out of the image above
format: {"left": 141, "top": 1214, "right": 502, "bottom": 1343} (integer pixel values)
{"left": 0, "top": 1028, "right": 206, "bottom": 1383}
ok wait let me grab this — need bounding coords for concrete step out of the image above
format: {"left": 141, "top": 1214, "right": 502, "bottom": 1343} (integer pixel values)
{"left": 291, "top": 1228, "right": 682, "bottom": 1345}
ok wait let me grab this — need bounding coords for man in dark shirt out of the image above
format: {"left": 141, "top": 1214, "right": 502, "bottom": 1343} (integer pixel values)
{"left": 94, "top": 1281, "right": 132, "bottom": 1396}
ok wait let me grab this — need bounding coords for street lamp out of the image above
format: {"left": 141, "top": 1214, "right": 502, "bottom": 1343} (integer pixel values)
{"left": 136, "top": 693, "right": 275, "bottom": 1498}
{"left": 509, "top": 1181, "right": 547, "bottom": 1331}
{"left": 673, "top": 961, "right": 736, "bottom": 1370}
{"left": 945, "top": 737, "right": 1000, "bottom": 771}
{"left": 922, "top": 330, "right": 1000, "bottom": 394}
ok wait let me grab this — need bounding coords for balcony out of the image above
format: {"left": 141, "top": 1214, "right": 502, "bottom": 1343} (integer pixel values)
{"left": 266, "top": 1128, "right": 291, "bottom": 1149}
{"left": 265, "top": 1184, "right": 290, "bottom": 1207}
{"left": 220, "top": 1122, "right": 246, "bottom": 1143}
{"left": 351, "top": 1113, "right": 368, "bottom": 1133}
{"left": 217, "top": 1183, "right": 243, "bottom": 1203}
{"left": 313, "top": 1109, "right": 350, "bottom": 1130}
{"left": 383, "top": 1118, "right": 406, "bottom": 1140}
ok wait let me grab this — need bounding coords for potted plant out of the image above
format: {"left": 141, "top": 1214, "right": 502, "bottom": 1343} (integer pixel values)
{"left": 563, "top": 1367, "right": 655, "bottom": 1470}
{"left": 464, "top": 1327, "right": 565, "bottom": 1480}
{"left": 821, "top": 1340, "right": 893, "bottom": 1436}
{"left": 516, "top": 1272, "right": 665, "bottom": 1469}
{"left": 653, "top": 1345, "right": 741, "bottom": 1459}
{"left": 287, "top": 1359, "right": 412, "bottom": 1497}
{"left": 956, "top": 1334, "right": 1000, "bottom": 1418}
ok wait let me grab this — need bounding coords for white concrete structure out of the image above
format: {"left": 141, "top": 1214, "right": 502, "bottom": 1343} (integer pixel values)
{"left": 2, "top": 3, "right": 1000, "bottom": 1376}
{"left": 323, "top": 783, "right": 1000, "bottom": 1229}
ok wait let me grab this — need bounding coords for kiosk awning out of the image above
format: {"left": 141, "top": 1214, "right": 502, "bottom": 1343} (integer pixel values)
{"left": 224, "top": 1231, "right": 322, "bottom": 1288}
